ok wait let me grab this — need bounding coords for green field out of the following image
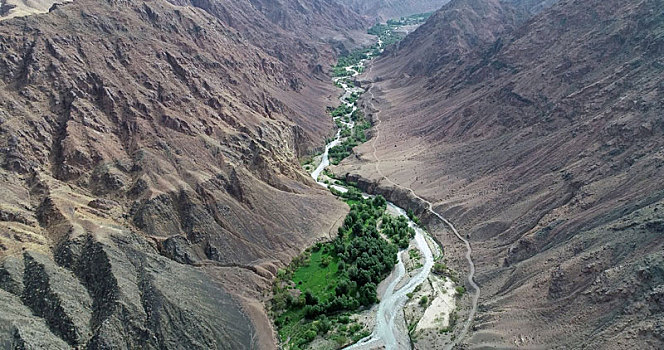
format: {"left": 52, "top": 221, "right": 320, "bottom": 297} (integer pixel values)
{"left": 272, "top": 195, "right": 400, "bottom": 349}
{"left": 292, "top": 247, "right": 340, "bottom": 303}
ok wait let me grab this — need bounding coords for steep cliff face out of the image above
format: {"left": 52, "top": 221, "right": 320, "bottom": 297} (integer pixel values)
{"left": 0, "top": 0, "right": 360, "bottom": 348}
{"left": 168, "top": 0, "right": 371, "bottom": 72}
{"left": 339, "top": 0, "right": 664, "bottom": 348}
{"left": 376, "top": 0, "right": 560, "bottom": 78}
{"left": 379, "top": 0, "right": 522, "bottom": 77}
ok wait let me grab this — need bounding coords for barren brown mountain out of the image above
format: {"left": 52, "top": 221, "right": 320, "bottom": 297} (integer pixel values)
{"left": 338, "top": 0, "right": 664, "bottom": 348}
{"left": 0, "top": 0, "right": 372, "bottom": 348}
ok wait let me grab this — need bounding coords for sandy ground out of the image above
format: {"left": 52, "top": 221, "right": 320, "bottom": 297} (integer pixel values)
{"left": 416, "top": 277, "right": 456, "bottom": 331}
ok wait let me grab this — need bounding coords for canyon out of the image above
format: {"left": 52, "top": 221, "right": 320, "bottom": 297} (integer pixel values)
{"left": 1, "top": 0, "right": 663, "bottom": 349}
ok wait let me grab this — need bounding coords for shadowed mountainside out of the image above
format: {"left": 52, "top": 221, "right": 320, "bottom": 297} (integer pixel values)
{"left": 338, "top": 0, "right": 664, "bottom": 348}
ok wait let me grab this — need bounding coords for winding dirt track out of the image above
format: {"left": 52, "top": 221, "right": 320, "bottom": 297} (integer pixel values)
{"left": 362, "top": 61, "right": 480, "bottom": 349}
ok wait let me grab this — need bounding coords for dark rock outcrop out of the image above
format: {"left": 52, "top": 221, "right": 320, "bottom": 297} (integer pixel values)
{"left": 22, "top": 251, "right": 93, "bottom": 346}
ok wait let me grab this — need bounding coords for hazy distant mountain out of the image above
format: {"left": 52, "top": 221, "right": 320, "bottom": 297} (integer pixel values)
{"left": 338, "top": 0, "right": 450, "bottom": 20}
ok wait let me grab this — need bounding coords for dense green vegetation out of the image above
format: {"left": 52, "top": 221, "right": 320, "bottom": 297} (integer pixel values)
{"left": 367, "top": 23, "right": 405, "bottom": 48}
{"left": 368, "top": 12, "right": 432, "bottom": 51}
{"left": 337, "top": 50, "right": 370, "bottom": 70}
{"left": 351, "top": 108, "right": 363, "bottom": 121}
{"left": 272, "top": 187, "right": 422, "bottom": 348}
{"left": 406, "top": 208, "right": 422, "bottom": 226}
{"left": 386, "top": 12, "right": 433, "bottom": 26}
{"left": 327, "top": 83, "right": 371, "bottom": 165}
{"left": 347, "top": 92, "right": 360, "bottom": 105}
{"left": 330, "top": 104, "right": 353, "bottom": 118}
{"left": 329, "top": 138, "right": 355, "bottom": 165}
{"left": 329, "top": 115, "right": 370, "bottom": 165}
{"left": 331, "top": 48, "right": 372, "bottom": 77}
{"left": 340, "top": 126, "right": 351, "bottom": 138}
{"left": 331, "top": 11, "right": 431, "bottom": 78}
{"left": 381, "top": 214, "right": 415, "bottom": 248}
{"left": 272, "top": 195, "right": 399, "bottom": 349}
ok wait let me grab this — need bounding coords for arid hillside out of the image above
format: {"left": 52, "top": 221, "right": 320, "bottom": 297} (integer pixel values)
{"left": 0, "top": 0, "right": 367, "bottom": 348}
{"left": 381, "top": 0, "right": 522, "bottom": 76}
{"left": 338, "top": 0, "right": 664, "bottom": 348}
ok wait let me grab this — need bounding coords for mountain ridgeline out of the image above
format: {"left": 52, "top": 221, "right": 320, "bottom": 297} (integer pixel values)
{"left": 337, "top": 0, "right": 450, "bottom": 21}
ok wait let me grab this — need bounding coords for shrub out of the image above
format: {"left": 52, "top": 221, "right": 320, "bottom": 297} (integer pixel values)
{"left": 304, "top": 290, "right": 319, "bottom": 305}
{"left": 433, "top": 262, "right": 447, "bottom": 274}
{"left": 315, "top": 316, "right": 332, "bottom": 334}
{"left": 303, "top": 329, "right": 317, "bottom": 343}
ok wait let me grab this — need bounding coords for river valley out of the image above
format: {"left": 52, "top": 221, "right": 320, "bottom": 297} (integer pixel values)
{"left": 295, "top": 25, "right": 471, "bottom": 349}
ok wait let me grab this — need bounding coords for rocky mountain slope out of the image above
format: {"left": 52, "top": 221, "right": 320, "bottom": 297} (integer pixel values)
{"left": 338, "top": 0, "right": 449, "bottom": 21}
{"left": 381, "top": 0, "right": 522, "bottom": 76}
{"left": 0, "top": 0, "right": 368, "bottom": 348}
{"left": 338, "top": 0, "right": 664, "bottom": 348}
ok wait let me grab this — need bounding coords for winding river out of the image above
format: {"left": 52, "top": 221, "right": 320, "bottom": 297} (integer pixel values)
{"left": 309, "top": 50, "right": 440, "bottom": 350}
{"left": 307, "top": 29, "right": 480, "bottom": 349}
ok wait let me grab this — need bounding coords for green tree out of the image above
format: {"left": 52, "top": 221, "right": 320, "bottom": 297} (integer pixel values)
{"left": 359, "top": 283, "right": 377, "bottom": 306}
{"left": 304, "top": 290, "right": 319, "bottom": 306}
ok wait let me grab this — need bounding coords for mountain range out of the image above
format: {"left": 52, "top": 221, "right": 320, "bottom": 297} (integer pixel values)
{"left": 1, "top": 0, "right": 662, "bottom": 348}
